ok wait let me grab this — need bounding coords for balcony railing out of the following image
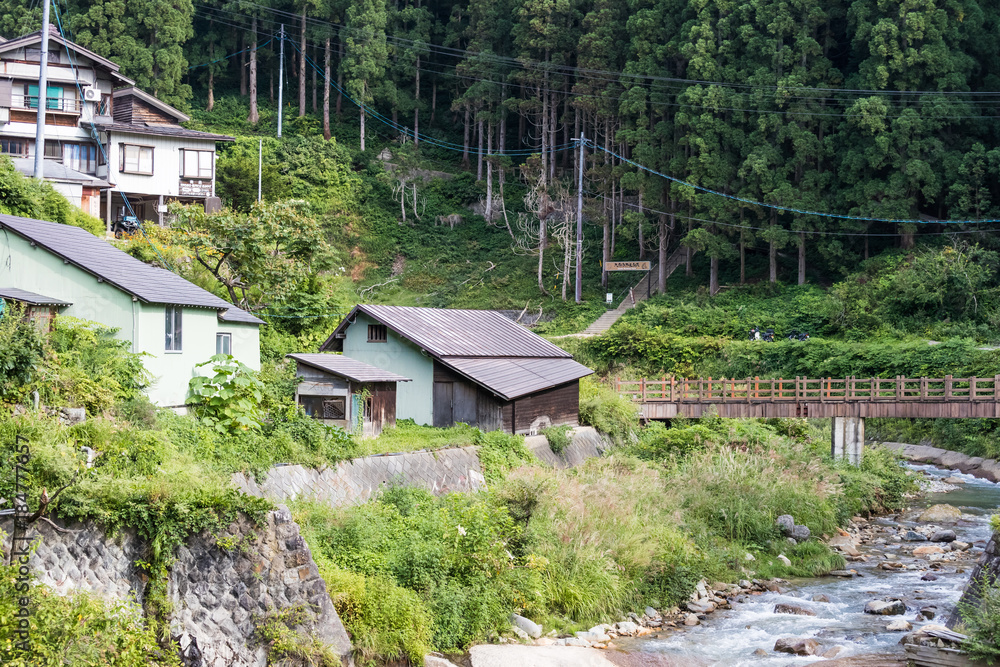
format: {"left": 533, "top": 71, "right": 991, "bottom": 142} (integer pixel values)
{"left": 12, "top": 94, "right": 82, "bottom": 113}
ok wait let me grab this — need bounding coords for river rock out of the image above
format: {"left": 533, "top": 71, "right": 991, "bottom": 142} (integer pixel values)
{"left": 951, "top": 541, "right": 970, "bottom": 551}
{"left": 686, "top": 601, "right": 715, "bottom": 614}
{"left": 791, "top": 525, "right": 811, "bottom": 541}
{"left": 919, "top": 504, "right": 961, "bottom": 523}
{"left": 829, "top": 569, "right": 857, "bottom": 577}
{"left": 615, "top": 622, "right": 639, "bottom": 636}
{"left": 645, "top": 607, "right": 659, "bottom": 619}
{"left": 823, "top": 646, "right": 844, "bottom": 659}
{"left": 921, "top": 572, "right": 938, "bottom": 581}
{"left": 902, "top": 531, "right": 928, "bottom": 542}
{"left": 509, "top": 614, "right": 542, "bottom": 639}
{"left": 774, "top": 603, "right": 816, "bottom": 616}
{"left": 886, "top": 619, "right": 912, "bottom": 632}
{"left": 943, "top": 476, "right": 965, "bottom": 484}
{"left": 919, "top": 606, "right": 937, "bottom": 620}
{"left": 776, "top": 515, "right": 795, "bottom": 534}
{"left": 930, "top": 530, "right": 957, "bottom": 543}
{"left": 913, "top": 545, "right": 945, "bottom": 556}
{"left": 812, "top": 594, "right": 831, "bottom": 603}
{"left": 865, "top": 599, "right": 906, "bottom": 615}
{"left": 777, "top": 554, "right": 792, "bottom": 567}
{"left": 425, "top": 655, "right": 462, "bottom": 667}
{"left": 752, "top": 648, "right": 769, "bottom": 657}
{"left": 683, "top": 614, "right": 699, "bottom": 626}
{"left": 563, "top": 637, "right": 590, "bottom": 647}
{"left": 773, "top": 637, "right": 819, "bottom": 656}
{"left": 575, "top": 631, "right": 610, "bottom": 643}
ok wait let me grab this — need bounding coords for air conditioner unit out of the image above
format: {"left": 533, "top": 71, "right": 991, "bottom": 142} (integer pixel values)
{"left": 81, "top": 87, "right": 100, "bottom": 102}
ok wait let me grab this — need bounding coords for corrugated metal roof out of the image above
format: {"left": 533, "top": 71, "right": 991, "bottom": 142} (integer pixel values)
{"left": 440, "top": 356, "right": 593, "bottom": 400}
{"left": 97, "top": 122, "right": 234, "bottom": 142}
{"left": 348, "top": 305, "right": 573, "bottom": 358}
{"left": 0, "top": 288, "right": 71, "bottom": 306}
{"left": 0, "top": 215, "right": 263, "bottom": 324}
{"left": 288, "top": 353, "right": 411, "bottom": 383}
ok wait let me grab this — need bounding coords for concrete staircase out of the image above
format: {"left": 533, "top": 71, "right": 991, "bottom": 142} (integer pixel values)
{"left": 581, "top": 247, "right": 691, "bottom": 336}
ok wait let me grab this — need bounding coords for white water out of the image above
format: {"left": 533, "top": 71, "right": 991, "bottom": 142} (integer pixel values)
{"left": 633, "top": 464, "right": 1000, "bottom": 666}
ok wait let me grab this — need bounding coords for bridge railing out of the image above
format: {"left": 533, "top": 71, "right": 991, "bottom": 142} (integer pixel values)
{"left": 615, "top": 376, "right": 1000, "bottom": 403}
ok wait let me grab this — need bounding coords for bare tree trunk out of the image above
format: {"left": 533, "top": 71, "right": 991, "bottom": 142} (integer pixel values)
{"left": 485, "top": 124, "right": 493, "bottom": 221}
{"left": 207, "top": 23, "right": 215, "bottom": 111}
{"left": 685, "top": 221, "right": 693, "bottom": 276}
{"left": 549, "top": 89, "right": 557, "bottom": 181}
{"left": 312, "top": 44, "right": 318, "bottom": 112}
{"left": 298, "top": 8, "right": 307, "bottom": 117}
{"left": 540, "top": 80, "right": 549, "bottom": 186}
{"left": 538, "top": 218, "right": 547, "bottom": 294}
{"left": 240, "top": 34, "right": 247, "bottom": 96}
{"left": 769, "top": 210, "right": 778, "bottom": 282}
{"left": 462, "top": 105, "right": 470, "bottom": 168}
{"left": 248, "top": 17, "right": 259, "bottom": 124}
{"left": 739, "top": 210, "right": 746, "bottom": 284}
{"left": 658, "top": 213, "right": 668, "bottom": 294}
{"left": 477, "top": 116, "right": 484, "bottom": 181}
{"left": 518, "top": 112, "right": 525, "bottom": 148}
{"left": 602, "top": 210, "right": 609, "bottom": 288}
{"left": 710, "top": 255, "right": 719, "bottom": 295}
{"left": 797, "top": 231, "right": 806, "bottom": 285}
{"left": 336, "top": 41, "right": 344, "bottom": 118}
{"left": 360, "top": 102, "right": 366, "bottom": 151}
{"left": 414, "top": 57, "right": 420, "bottom": 147}
{"left": 637, "top": 193, "right": 646, "bottom": 260}
{"left": 323, "top": 37, "right": 331, "bottom": 140}
{"left": 430, "top": 79, "right": 437, "bottom": 125}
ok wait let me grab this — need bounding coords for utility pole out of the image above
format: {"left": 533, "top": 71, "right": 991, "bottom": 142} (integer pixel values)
{"left": 575, "top": 132, "right": 585, "bottom": 303}
{"left": 257, "top": 138, "right": 263, "bottom": 201}
{"left": 33, "top": 0, "right": 51, "bottom": 180}
{"left": 277, "top": 25, "right": 284, "bottom": 138}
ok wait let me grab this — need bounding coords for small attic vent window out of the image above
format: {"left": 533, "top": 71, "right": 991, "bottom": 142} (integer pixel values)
{"left": 368, "top": 324, "right": 387, "bottom": 343}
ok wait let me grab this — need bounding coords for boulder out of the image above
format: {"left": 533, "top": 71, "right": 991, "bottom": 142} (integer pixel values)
{"left": 919, "top": 504, "right": 961, "bottom": 523}
{"left": 913, "top": 545, "right": 945, "bottom": 556}
{"left": 902, "top": 531, "right": 928, "bottom": 542}
{"left": 919, "top": 606, "right": 937, "bottom": 620}
{"left": 865, "top": 599, "right": 906, "bottom": 616}
{"left": 812, "top": 594, "right": 831, "bottom": 603}
{"left": 615, "top": 622, "right": 639, "bottom": 636}
{"left": 886, "top": 619, "right": 912, "bottom": 632}
{"left": 752, "top": 648, "right": 769, "bottom": 657}
{"left": 930, "top": 529, "right": 957, "bottom": 543}
{"left": 828, "top": 569, "right": 857, "bottom": 577}
{"left": 425, "top": 656, "right": 462, "bottom": 667}
{"left": 773, "top": 637, "right": 819, "bottom": 656}
{"left": 509, "top": 614, "right": 542, "bottom": 639}
{"left": 574, "top": 631, "right": 610, "bottom": 643}
{"left": 943, "top": 476, "right": 965, "bottom": 484}
{"left": 921, "top": 573, "right": 939, "bottom": 581}
{"left": 777, "top": 554, "right": 792, "bottom": 567}
{"left": 951, "top": 541, "right": 971, "bottom": 551}
{"left": 644, "top": 606, "right": 660, "bottom": 619}
{"left": 774, "top": 603, "right": 816, "bottom": 616}
{"left": 776, "top": 515, "right": 795, "bottom": 534}
{"left": 686, "top": 600, "right": 716, "bottom": 614}
{"left": 790, "top": 525, "right": 811, "bottom": 542}
{"left": 823, "top": 646, "right": 844, "bottom": 659}
{"left": 683, "top": 614, "right": 700, "bottom": 626}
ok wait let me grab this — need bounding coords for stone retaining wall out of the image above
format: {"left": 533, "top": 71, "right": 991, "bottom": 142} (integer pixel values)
{"left": 3, "top": 508, "right": 353, "bottom": 667}
{"left": 234, "top": 426, "right": 610, "bottom": 505}
{"left": 948, "top": 530, "right": 1000, "bottom": 629}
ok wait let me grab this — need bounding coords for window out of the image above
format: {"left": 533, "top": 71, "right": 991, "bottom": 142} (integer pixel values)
{"left": 180, "top": 149, "right": 214, "bottom": 179}
{"left": 0, "top": 138, "right": 29, "bottom": 157}
{"left": 120, "top": 144, "right": 153, "bottom": 175}
{"left": 300, "top": 395, "right": 346, "bottom": 420}
{"left": 24, "top": 48, "right": 60, "bottom": 64}
{"left": 165, "top": 306, "right": 182, "bottom": 351}
{"left": 216, "top": 332, "right": 231, "bottom": 356}
{"left": 61, "top": 143, "right": 97, "bottom": 173}
{"left": 368, "top": 324, "right": 387, "bottom": 342}
{"left": 22, "top": 84, "right": 73, "bottom": 111}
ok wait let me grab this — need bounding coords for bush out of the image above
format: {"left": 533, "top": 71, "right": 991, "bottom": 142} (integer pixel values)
{"left": 0, "top": 303, "right": 44, "bottom": 403}
{"left": 540, "top": 424, "right": 572, "bottom": 454}
{"left": 958, "top": 573, "right": 1000, "bottom": 663}
{"left": 578, "top": 378, "right": 640, "bottom": 445}
{"left": 474, "top": 429, "right": 533, "bottom": 484}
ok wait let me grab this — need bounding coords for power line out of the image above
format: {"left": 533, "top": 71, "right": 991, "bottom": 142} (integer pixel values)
{"left": 588, "top": 140, "right": 1000, "bottom": 225}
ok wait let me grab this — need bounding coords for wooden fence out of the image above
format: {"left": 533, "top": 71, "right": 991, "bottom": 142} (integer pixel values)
{"left": 616, "top": 376, "right": 1000, "bottom": 403}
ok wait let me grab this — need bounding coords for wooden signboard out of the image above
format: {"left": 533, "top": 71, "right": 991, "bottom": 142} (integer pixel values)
{"left": 605, "top": 261, "right": 651, "bottom": 271}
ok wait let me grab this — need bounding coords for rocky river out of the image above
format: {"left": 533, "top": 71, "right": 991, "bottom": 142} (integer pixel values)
{"left": 439, "top": 458, "right": 1000, "bottom": 667}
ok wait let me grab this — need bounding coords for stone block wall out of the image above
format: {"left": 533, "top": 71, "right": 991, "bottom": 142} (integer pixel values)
{"left": 234, "top": 426, "right": 609, "bottom": 505}
{"left": 0, "top": 517, "right": 145, "bottom": 603}
{"left": 948, "top": 530, "right": 1000, "bottom": 629}
{"left": 170, "top": 505, "right": 352, "bottom": 667}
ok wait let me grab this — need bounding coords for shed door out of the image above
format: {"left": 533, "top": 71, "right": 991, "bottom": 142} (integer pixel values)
{"left": 433, "top": 382, "right": 453, "bottom": 428}
{"left": 453, "top": 382, "right": 478, "bottom": 426}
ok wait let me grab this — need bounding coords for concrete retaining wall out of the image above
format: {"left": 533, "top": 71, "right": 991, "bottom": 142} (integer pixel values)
{"left": 234, "top": 426, "right": 610, "bottom": 505}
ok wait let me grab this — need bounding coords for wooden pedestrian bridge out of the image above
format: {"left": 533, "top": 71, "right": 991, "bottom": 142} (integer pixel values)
{"left": 616, "top": 375, "right": 1000, "bottom": 464}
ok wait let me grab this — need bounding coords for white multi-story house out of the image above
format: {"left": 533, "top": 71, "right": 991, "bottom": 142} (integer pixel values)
{"left": 0, "top": 27, "right": 230, "bottom": 229}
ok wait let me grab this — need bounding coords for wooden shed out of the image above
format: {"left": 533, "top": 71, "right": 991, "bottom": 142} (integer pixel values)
{"left": 318, "top": 305, "right": 594, "bottom": 434}
{"left": 287, "top": 353, "right": 411, "bottom": 438}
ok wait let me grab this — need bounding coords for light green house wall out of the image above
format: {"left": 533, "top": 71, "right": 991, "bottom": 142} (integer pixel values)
{"left": 341, "top": 312, "right": 434, "bottom": 425}
{"left": 0, "top": 231, "right": 260, "bottom": 408}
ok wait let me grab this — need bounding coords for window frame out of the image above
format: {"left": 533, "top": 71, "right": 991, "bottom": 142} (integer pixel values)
{"left": 119, "top": 143, "right": 154, "bottom": 175}
{"left": 180, "top": 148, "right": 215, "bottom": 180}
{"left": 367, "top": 324, "right": 387, "bottom": 343}
{"left": 216, "top": 332, "right": 232, "bottom": 356}
{"left": 165, "top": 306, "right": 183, "bottom": 352}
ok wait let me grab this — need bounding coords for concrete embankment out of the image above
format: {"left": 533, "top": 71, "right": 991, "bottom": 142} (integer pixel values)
{"left": 879, "top": 442, "right": 1000, "bottom": 482}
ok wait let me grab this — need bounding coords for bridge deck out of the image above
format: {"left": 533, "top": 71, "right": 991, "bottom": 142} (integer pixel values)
{"left": 618, "top": 376, "right": 1000, "bottom": 420}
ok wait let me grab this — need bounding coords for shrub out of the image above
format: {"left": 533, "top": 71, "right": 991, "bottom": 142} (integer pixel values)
{"left": 835, "top": 445, "right": 917, "bottom": 520}
{"left": 474, "top": 429, "right": 534, "bottom": 483}
{"left": 578, "top": 378, "right": 640, "bottom": 445}
{"left": 0, "top": 303, "right": 44, "bottom": 403}
{"left": 187, "top": 354, "right": 266, "bottom": 433}
{"left": 540, "top": 424, "right": 573, "bottom": 454}
{"left": 958, "top": 574, "right": 1000, "bottom": 663}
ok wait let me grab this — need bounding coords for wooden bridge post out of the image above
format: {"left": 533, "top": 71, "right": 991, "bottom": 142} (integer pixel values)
{"left": 641, "top": 378, "right": 647, "bottom": 403}
{"left": 945, "top": 375, "right": 953, "bottom": 400}
{"left": 971, "top": 377, "right": 978, "bottom": 401}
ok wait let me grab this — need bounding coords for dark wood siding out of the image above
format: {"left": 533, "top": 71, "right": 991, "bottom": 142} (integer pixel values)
{"left": 365, "top": 381, "right": 397, "bottom": 437}
{"left": 476, "top": 388, "right": 503, "bottom": 431}
{"left": 453, "top": 381, "right": 478, "bottom": 424}
{"left": 113, "top": 96, "right": 176, "bottom": 125}
{"left": 433, "top": 381, "right": 453, "bottom": 427}
{"left": 433, "top": 361, "right": 506, "bottom": 431}
{"left": 513, "top": 381, "right": 580, "bottom": 434}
